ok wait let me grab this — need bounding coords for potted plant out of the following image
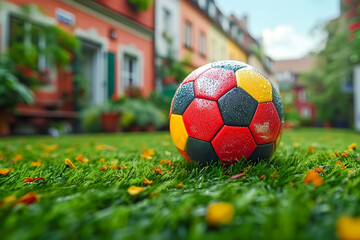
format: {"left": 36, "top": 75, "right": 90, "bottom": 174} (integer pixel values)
{"left": 127, "top": 0, "right": 153, "bottom": 11}
{"left": 0, "top": 55, "right": 34, "bottom": 136}
{"left": 100, "top": 101, "right": 123, "bottom": 133}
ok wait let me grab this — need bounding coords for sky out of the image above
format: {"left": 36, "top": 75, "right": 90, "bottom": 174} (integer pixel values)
{"left": 216, "top": 0, "right": 340, "bottom": 60}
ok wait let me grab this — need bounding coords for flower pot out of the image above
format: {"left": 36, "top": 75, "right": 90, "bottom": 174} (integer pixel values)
{"left": 101, "top": 112, "right": 121, "bottom": 133}
{"left": 0, "top": 110, "right": 10, "bottom": 136}
{"left": 144, "top": 124, "right": 155, "bottom": 132}
{"left": 323, "top": 121, "right": 331, "bottom": 128}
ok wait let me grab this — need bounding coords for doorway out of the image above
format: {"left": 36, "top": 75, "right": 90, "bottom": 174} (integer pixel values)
{"left": 79, "top": 39, "right": 105, "bottom": 105}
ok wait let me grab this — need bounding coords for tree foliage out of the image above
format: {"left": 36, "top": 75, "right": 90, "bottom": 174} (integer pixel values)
{"left": 300, "top": 8, "right": 360, "bottom": 124}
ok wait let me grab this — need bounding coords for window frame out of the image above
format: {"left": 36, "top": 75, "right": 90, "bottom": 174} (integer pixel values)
{"left": 184, "top": 21, "right": 192, "bottom": 49}
{"left": 199, "top": 31, "right": 206, "bottom": 57}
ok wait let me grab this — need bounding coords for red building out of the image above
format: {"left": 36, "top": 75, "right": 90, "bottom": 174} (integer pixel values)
{"left": 0, "top": 0, "right": 154, "bottom": 133}
{"left": 272, "top": 56, "right": 316, "bottom": 121}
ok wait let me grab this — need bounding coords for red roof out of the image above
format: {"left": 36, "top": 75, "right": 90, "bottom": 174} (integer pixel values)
{"left": 272, "top": 56, "right": 315, "bottom": 73}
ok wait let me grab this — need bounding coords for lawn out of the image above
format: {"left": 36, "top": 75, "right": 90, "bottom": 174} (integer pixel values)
{"left": 0, "top": 128, "right": 359, "bottom": 240}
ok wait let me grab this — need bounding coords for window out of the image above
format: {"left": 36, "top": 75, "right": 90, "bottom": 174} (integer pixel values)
{"left": 184, "top": 21, "right": 192, "bottom": 48}
{"left": 237, "top": 29, "right": 244, "bottom": 44}
{"left": 163, "top": 8, "right": 171, "bottom": 36}
{"left": 9, "top": 15, "right": 49, "bottom": 72}
{"left": 199, "top": 32, "right": 206, "bottom": 56}
{"left": 299, "top": 90, "right": 306, "bottom": 101}
{"left": 301, "top": 107, "right": 311, "bottom": 118}
{"left": 122, "top": 54, "right": 139, "bottom": 90}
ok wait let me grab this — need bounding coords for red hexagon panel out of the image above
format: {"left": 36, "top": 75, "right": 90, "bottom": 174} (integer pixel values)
{"left": 182, "top": 63, "right": 212, "bottom": 85}
{"left": 183, "top": 98, "right": 224, "bottom": 142}
{"left": 212, "top": 126, "right": 257, "bottom": 164}
{"left": 194, "top": 68, "right": 237, "bottom": 101}
{"left": 249, "top": 102, "right": 281, "bottom": 145}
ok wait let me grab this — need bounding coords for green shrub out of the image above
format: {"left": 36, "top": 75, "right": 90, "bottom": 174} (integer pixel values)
{"left": 81, "top": 107, "right": 101, "bottom": 133}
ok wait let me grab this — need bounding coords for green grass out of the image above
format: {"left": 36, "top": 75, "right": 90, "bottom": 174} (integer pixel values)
{"left": 0, "top": 128, "right": 359, "bottom": 240}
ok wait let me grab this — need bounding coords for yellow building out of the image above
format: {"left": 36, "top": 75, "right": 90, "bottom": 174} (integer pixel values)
{"left": 208, "top": 24, "right": 228, "bottom": 62}
{"left": 227, "top": 38, "right": 247, "bottom": 63}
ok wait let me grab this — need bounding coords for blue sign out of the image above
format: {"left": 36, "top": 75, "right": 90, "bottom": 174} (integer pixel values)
{"left": 56, "top": 8, "right": 75, "bottom": 26}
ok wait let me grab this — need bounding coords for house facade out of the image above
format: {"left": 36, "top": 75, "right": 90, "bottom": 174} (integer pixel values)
{"left": 0, "top": 0, "right": 154, "bottom": 133}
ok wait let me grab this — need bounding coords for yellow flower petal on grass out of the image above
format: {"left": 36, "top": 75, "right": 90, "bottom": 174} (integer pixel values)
{"left": 206, "top": 202, "right": 234, "bottom": 226}
{"left": 177, "top": 182, "right": 183, "bottom": 189}
{"left": 0, "top": 168, "right": 13, "bottom": 176}
{"left": 96, "top": 144, "right": 115, "bottom": 151}
{"left": 44, "top": 144, "right": 58, "bottom": 152}
{"left": 304, "top": 170, "right": 323, "bottom": 187}
{"left": 65, "top": 158, "right": 76, "bottom": 169}
{"left": 128, "top": 186, "right": 145, "bottom": 196}
{"left": 144, "top": 178, "right": 154, "bottom": 186}
{"left": 75, "top": 154, "right": 89, "bottom": 163}
{"left": 0, "top": 195, "right": 17, "bottom": 206}
{"left": 66, "top": 148, "right": 74, "bottom": 153}
{"left": 140, "top": 148, "right": 155, "bottom": 159}
{"left": 111, "top": 164, "right": 121, "bottom": 170}
{"left": 349, "top": 143, "right": 357, "bottom": 151}
{"left": 336, "top": 216, "right": 360, "bottom": 240}
{"left": 31, "top": 159, "right": 42, "bottom": 167}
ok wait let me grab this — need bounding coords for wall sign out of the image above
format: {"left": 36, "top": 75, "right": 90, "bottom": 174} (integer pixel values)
{"left": 56, "top": 8, "right": 75, "bottom": 26}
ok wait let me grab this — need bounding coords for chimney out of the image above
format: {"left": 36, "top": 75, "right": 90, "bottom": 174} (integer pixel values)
{"left": 242, "top": 14, "right": 248, "bottom": 26}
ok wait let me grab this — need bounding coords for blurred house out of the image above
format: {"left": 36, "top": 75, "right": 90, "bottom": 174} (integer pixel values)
{"left": 0, "top": 0, "right": 154, "bottom": 133}
{"left": 272, "top": 56, "right": 316, "bottom": 120}
{"left": 0, "top": 0, "right": 275, "bottom": 134}
{"left": 155, "top": 0, "right": 273, "bottom": 92}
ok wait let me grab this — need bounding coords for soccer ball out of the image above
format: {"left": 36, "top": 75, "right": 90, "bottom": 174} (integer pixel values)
{"left": 169, "top": 60, "right": 284, "bottom": 166}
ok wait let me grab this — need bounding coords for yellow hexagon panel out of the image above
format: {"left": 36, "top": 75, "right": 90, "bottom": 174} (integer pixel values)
{"left": 170, "top": 114, "right": 188, "bottom": 151}
{"left": 235, "top": 68, "right": 273, "bottom": 103}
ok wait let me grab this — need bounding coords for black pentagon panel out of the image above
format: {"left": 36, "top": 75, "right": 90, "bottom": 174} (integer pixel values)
{"left": 218, "top": 87, "right": 258, "bottom": 126}
{"left": 248, "top": 142, "right": 274, "bottom": 164}
{"left": 186, "top": 137, "right": 219, "bottom": 165}
{"left": 271, "top": 85, "right": 284, "bottom": 122}
{"left": 212, "top": 60, "right": 248, "bottom": 72}
{"left": 172, "top": 82, "right": 195, "bottom": 115}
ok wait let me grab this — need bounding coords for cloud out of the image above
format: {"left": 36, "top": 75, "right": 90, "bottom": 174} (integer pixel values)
{"left": 262, "top": 25, "right": 324, "bottom": 60}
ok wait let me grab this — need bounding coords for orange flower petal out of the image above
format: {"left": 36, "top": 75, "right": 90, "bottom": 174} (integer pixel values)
{"left": 260, "top": 174, "right": 266, "bottom": 180}
{"left": 304, "top": 170, "right": 323, "bottom": 187}
{"left": 100, "top": 164, "right": 108, "bottom": 171}
{"left": 24, "top": 177, "right": 44, "bottom": 183}
{"left": 336, "top": 160, "right": 346, "bottom": 169}
{"left": 17, "top": 192, "right": 40, "bottom": 205}
{"left": 314, "top": 167, "right": 324, "bottom": 173}
{"left": 12, "top": 154, "right": 23, "bottom": 162}
{"left": 144, "top": 178, "right": 154, "bottom": 186}
{"left": 152, "top": 167, "right": 162, "bottom": 175}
